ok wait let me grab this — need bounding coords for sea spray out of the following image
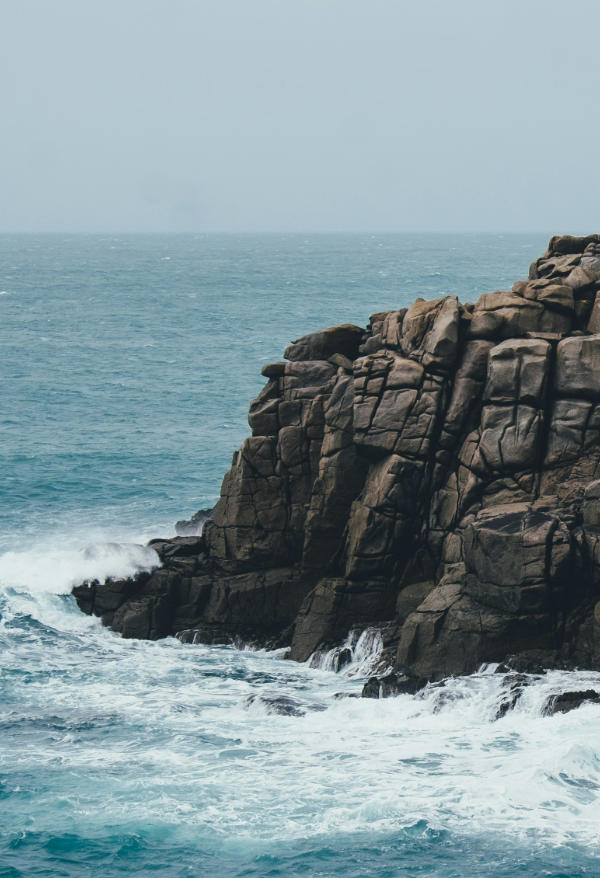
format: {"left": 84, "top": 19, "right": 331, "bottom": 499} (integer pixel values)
{"left": 308, "top": 627, "right": 386, "bottom": 676}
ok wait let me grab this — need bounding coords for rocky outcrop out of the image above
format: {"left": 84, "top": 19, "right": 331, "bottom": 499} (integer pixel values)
{"left": 73, "top": 235, "right": 600, "bottom": 682}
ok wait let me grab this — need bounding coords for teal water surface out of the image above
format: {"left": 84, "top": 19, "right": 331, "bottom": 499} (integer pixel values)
{"left": 2, "top": 234, "right": 599, "bottom": 877}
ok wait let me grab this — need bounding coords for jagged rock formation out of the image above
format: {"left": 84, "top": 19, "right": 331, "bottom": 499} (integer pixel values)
{"left": 73, "top": 235, "right": 600, "bottom": 681}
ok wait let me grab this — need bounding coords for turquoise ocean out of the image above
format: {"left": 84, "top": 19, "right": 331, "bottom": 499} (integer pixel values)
{"left": 1, "top": 234, "right": 599, "bottom": 877}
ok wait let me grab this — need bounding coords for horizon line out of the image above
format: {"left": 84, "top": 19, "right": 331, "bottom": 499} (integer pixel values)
{"left": 0, "top": 229, "right": 569, "bottom": 237}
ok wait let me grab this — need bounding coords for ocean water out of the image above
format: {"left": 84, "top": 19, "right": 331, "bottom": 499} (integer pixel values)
{"left": 1, "top": 233, "right": 599, "bottom": 877}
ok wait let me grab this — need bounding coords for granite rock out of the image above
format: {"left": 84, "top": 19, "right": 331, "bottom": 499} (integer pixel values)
{"left": 73, "top": 236, "right": 600, "bottom": 683}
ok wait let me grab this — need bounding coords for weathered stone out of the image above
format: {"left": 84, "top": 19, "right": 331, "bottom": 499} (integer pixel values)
{"left": 303, "top": 375, "right": 368, "bottom": 570}
{"left": 543, "top": 690, "right": 600, "bottom": 715}
{"left": 587, "top": 292, "right": 600, "bottom": 333}
{"left": 148, "top": 536, "right": 205, "bottom": 561}
{"left": 283, "top": 360, "right": 337, "bottom": 393}
{"left": 462, "top": 506, "right": 571, "bottom": 614}
{"left": 361, "top": 671, "right": 426, "bottom": 698}
{"left": 438, "top": 340, "right": 493, "bottom": 452}
{"left": 494, "top": 673, "right": 529, "bottom": 718}
{"left": 555, "top": 335, "right": 600, "bottom": 399}
{"left": 544, "top": 234, "right": 600, "bottom": 257}
{"left": 468, "top": 291, "right": 571, "bottom": 340}
{"left": 583, "top": 479, "right": 600, "bottom": 528}
{"left": 544, "top": 399, "right": 596, "bottom": 465}
{"left": 514, "top": 279, "right": 574, "bottom": 314}
{"left": 261, "top": 361, "right": 286, "bottom": 378}
{"left": 328, "top": 352, "right": 353, "bottom": 371}
{"left": 564, "top": 256, "right": 600, "bottom": 291}
{"left": 248, "top": 396, "right": 279, "bottom": 436}
{"left": 284, "top": 324, "right": 363, "bottom": 362}
{"left": 344, "top": 454, "right": 424, "bottom": 580}
{"left": 400, "top": 296, "right": 461, "bottom": 371}
{"left": 478, "top": 404, "right": 543, "bottom": 472}
{"left": 484, "top": 338, "right": 551, "bottom": 406}
{"left": 353, "top": 352, "right": 446, "bottom": 459}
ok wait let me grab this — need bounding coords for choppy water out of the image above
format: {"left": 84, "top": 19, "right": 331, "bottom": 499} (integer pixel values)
{"left": 2, "top": 234, "right": 599, "bottom": 877}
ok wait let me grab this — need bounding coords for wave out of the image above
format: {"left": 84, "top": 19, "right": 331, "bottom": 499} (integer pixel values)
{"left": 0, "top": 535, "right": 159, "bottom": 631}
{"left": 0, "top": 540, "right": 158, "bottom": 597}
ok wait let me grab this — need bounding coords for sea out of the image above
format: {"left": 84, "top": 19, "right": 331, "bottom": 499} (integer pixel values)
{"left": 1, "top": 233, "right": 599, "bottom": 877}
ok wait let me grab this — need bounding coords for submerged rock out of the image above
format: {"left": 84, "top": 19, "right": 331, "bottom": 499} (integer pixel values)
{"left": 244, "top": 693, "right": 327, "bottom": 716}
{"left": 494, "top": 673, "right": 530, "bottom": 719}
{"left": 245, "top": 694, "right": 307, "bottom": 716}
{"left": 361, "top": 672, "right": 427, "bottom": 699}
{"left": 543, "top": 690, "right": 600, "bottom": 715}
{"left": 73, "top": 234, "right": 600, "bottom": 684}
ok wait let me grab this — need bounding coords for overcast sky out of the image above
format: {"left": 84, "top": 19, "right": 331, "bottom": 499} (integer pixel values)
{"left": 1, "top": 0, "right": 599, "bottom": 233}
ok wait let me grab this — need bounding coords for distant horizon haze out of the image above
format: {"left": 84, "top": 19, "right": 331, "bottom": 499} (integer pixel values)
{"left": 0, "top": 230, "right": 592, "bottom": 237}
{"left": 1, "top": 0, "right": 599, "bottom": 234}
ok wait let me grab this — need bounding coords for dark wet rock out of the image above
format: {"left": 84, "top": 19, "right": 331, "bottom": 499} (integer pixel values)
{"left": 148, "top": 536, "right": 206, "bottom": 561}
{"left": 176, "top": 626, "right": 233, "bottom": 645}
{"left": 73, "top": 234, "right": 600, "bottom": 684}
{"left": 284, "top": 324, "right": 364, "bottom": 362}
{"left": 307, "top": 644, "right": 355, "bottom": 673}
{"left": 543, "top": 690, "right": 600, "bottom": 715}
{"left": 245, "top": 694, "right": 327, "bottom": 716}
{"left": 414, "top": 678, "right": 468, "bottom": 713}
{"left": 361, "top": 677, "right": 383, "bottom": 698}
{"left": 495, "top": 650, "right": 571, "bottom": 675}
{"left": 336, "top": 646, "right": 353, "bottom": 670}
{"left": 495, "top": 673, "right": 530, "bottom": 719}
{"left": 245, "top": 694, "right": 307, "bottom": 716}
{"left": 361, "top": 672, "right": 427, "bottom": 699}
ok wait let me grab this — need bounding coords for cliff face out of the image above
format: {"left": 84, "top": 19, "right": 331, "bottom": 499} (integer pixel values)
{"left": 74, "top": 235, "right": 600, "bottom": 681}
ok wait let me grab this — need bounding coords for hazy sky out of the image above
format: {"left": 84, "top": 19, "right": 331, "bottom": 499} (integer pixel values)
{"left": 1, "top": 0, "right": 599, "bottom": 233}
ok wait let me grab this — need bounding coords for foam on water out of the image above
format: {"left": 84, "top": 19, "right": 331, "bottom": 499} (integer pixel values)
{"left": 2, "top": 557, "right": 600, "bottom": 865}
{"left": 0, "top": 541, "right": 158, "bottom": 597}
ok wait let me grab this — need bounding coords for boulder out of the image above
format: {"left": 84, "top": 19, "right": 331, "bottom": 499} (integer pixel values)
{"left": 543, "top": 690, "right": 600, "bottom": 715}
{"left": 284, "top": 324, "right": 364, "bottom": 362}
{"left": 400, "top": 296, "right": 461, "bottom": 371}
{"left": 468, "top": 291, "right": 572, "bottom": 340}
{"left": 361, "top": 671, "right": 426, "bottom": 698}
{"left": 555, "top": 335, "right": 600, "bottom": 399}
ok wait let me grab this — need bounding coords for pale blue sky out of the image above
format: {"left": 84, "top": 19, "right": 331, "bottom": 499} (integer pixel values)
{"left": 1, "top": 0, "right": 599, "bottom": 232}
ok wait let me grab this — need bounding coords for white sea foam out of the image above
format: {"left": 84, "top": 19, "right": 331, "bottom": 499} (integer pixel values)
{"left": 0, "top": 535, "right": 159, "bottom": 632}
{"left": 0, "top": 540, "right": 158, "bottom": 596}
{"left": 2, "top": 554, "right": 600, "bottom": 853}
{"left": 1, "top": 530, "right": 600, "bottom": 853}
{"left": 5, "top": 626, "right": 600, "bottom": 848}
{"left": 308, "top": 626, "right": 386, "bottom": 676}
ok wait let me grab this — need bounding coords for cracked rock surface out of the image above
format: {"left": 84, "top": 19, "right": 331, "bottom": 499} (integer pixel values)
{"left": 73, "top": 235, "right": 600, "bottom": 680}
